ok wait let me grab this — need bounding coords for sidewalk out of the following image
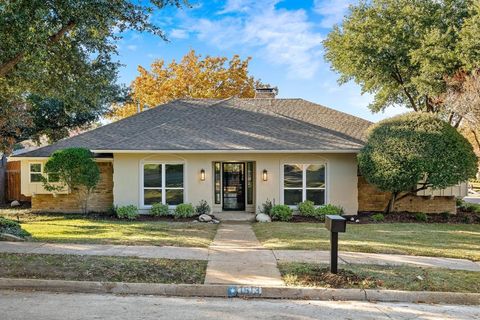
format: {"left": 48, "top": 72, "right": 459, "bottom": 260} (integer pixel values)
{"left": 1, "top": 236, "right": 479, "bottom": 272}
{"left": 0, "top": 241, "right": 208, "bottom": 260}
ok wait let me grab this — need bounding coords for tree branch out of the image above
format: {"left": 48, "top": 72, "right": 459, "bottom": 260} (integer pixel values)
{"left": 0, "top": 20, "right": 76, "bottom": 77}
{"left": 391, "top": 64, "right": 418, "bottom": 112}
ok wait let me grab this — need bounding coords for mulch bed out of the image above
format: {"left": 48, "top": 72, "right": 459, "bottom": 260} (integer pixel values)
{"left": 352, "top": 210, "right": 480, "bottom": 224}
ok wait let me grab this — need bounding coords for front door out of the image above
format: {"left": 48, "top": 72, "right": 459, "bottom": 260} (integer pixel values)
{"left": 222, "top": 162, "right": 246, "bottom": 211}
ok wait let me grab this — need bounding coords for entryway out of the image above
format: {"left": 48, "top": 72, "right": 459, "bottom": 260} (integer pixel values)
{"left": 213, "top": 161, "right": 255, "bottom": 213}
{"left": 222, "top": 163, "right": 245, "bottom": 211}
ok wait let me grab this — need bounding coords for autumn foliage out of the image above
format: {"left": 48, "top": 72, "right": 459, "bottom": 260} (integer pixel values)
{"left": 108, "top": 50, "right": 266, "bottom": 120}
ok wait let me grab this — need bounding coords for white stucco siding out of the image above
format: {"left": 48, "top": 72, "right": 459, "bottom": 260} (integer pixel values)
{"left": 112, "top": 152, "right": 359, "bottom": 215}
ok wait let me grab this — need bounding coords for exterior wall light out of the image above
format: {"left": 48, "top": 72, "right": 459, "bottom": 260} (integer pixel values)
{"left": 200, "top": 169, "right": 206, "bottom": 181}
{"left": 262, "top": 169, "right": 268, "bottom": 181}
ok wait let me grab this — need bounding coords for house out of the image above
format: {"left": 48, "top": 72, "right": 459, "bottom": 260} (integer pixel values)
{"left": 12, "top": 88, "right": 465, "bottom": 214}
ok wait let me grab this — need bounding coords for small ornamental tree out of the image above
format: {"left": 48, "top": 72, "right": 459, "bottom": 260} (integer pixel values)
{"left": 42, "top": 148, "right": 100, "bottom": 213}
{"left": 358, "top": 113, "right": 478, "bottom": 212}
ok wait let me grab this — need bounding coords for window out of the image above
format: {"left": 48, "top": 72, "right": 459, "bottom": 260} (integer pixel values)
{"left": 246, "top": 162, "right": 254, "bottom": 205}
{"left": 214, "top": 162, "right": 221, "bottom": 204}
{"left": 283, "top": 164, "right": 325, "bottom": 206}
{"left": 30, "top": 163, "right": 42, "bottom": 183}
{"left": 143, "top": 163, "right": 184, "bottom": 206}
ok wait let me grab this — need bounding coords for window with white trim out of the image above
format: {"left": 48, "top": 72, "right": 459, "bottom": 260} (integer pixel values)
{"left": 30, "top": 163, "right": 60, "bottom": 183}
{"left": 30, "top": 163, "right": 43, "bottom": 183}
{"left": 143, "top": 163, "right": 184, "bottom": 206}
{"left": 283, "top": 164, "right": 325, "bottom": 205}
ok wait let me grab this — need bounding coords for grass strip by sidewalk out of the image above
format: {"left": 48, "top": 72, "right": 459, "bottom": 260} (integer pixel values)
{"left": 0, "top": 253, "right": 206, "bottom": 284}
{"left": 253, "top": 222, "right": 480, "bottom": 261}
{"left": 279, "top": 262, "right": 480, "bottom": 293}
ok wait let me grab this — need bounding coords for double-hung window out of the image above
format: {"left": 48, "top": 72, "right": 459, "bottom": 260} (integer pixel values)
{"left": 283, "top": 163, "right": 326, "bottom": 206}
{"left": 30, "top": 163, "right": 43, "bottom": 183}
{"left": 143, "top": 163, "right": 184, "bottom": 206}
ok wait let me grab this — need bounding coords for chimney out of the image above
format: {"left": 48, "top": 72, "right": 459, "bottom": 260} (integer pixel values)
{"left": 254, "top": 87, "right": 278, "bottom": 99}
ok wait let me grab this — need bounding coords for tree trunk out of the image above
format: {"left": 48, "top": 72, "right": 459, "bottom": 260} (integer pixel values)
{"left": 0, "top": 154, "right": 6, "bottom": 204}
{"left": 385, "top": 192, "right": 397, "bottom": 214}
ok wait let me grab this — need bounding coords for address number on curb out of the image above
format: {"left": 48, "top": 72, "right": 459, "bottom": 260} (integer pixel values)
{"left": 227, "top": 286, "right": 262, "bottom": 298}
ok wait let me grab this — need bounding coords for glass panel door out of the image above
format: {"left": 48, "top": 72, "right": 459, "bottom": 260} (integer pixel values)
{"left": 222, "top": 163, "right": 245, "bottom": 211}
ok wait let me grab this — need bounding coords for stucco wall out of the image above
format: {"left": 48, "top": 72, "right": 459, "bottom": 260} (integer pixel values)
{"left": 113, "top": 152, "right": 359, "bottom": 215}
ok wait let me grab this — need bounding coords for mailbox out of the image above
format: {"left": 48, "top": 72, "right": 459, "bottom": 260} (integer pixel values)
{"left": 325, "top": 215, "right": 346, "bottom": 233}
{"left": 325, "top": 214, "right": 347, "bottom": 274}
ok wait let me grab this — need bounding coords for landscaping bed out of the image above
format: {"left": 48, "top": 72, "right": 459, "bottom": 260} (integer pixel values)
{"left": 253, "top": 222, "right": 480, "bottom": 261}
{"left": 354, "top": 210, "right": 480, "bottom": 224}
{"left": 0, "top": 210, "right": 218, "bottom": 247}
{"left": 279, "top": 262, "right": 480, "bottom": 293}
{"left": 0, "top": 253, "right": 207, "bottom": 284}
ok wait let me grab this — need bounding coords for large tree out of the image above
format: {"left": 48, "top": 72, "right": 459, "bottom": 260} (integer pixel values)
{"left": 323, "top": 0, "right": 480, "bottom": 123}
{"left": 108, "top": 50, "right": 267, "bottom": 120}
{"left": 358, "top": 113, "right": 478, "bottom": 212}
{"left": 0, "top": 0, "right": 187, "bottom": 153}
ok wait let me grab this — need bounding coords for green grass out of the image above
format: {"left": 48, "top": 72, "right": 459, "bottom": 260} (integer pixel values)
{"left": 0, "top": 210, "right": 217, "bottom": 247}
{"left": 0, "top": 253, "right": 206, "bottom": 284}
{"left": 253, "top": 222, "right": 480, "bottom": 261}
{"left": 279, "top": 262, "right": 480, "bottom": 293}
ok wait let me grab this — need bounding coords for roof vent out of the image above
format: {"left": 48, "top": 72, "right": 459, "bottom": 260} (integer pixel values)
{"left": 254, "top": 87, "right": 278, "bottom": 99}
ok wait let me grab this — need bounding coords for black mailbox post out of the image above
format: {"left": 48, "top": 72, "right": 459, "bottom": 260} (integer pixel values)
{"left": 325, "top": 215, "right": 347, "bottom": 274}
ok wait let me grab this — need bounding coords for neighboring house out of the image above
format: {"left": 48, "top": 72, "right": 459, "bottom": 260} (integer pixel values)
{"left": 12, "top": 89, "right": 465, "bottom": 214}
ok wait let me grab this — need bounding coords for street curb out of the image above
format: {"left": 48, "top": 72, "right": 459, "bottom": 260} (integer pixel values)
{"left": 0, "top": 278, "right": 478, "bottom": 305}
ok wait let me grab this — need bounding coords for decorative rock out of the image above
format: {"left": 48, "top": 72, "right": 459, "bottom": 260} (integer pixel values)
{"left": 256, "top": 213, "right": 271, "bottom": 223}
{"left": 355, "top": 219, "right": 360, "bottom": 223}
{"left": 199, "top": 214, "right": 212, "bottom": 222}
{"left": 350, "top": 217, "right": 354, "bottom": 221}
{"left": 211, "top": 219, "right": 220, "bottom": 224}
{"left": 10, "top": 200, "right": 20, "bottom": 207}
{"left": 0, "top": 233, "right": 25, "bottom": 242}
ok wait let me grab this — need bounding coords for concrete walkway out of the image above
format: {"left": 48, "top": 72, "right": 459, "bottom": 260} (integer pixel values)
{"left": 204, "top": 222, "right": 285, "bottom": 286}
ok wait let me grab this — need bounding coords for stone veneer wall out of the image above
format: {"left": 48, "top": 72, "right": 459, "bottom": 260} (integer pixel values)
{"left": 358, "top": 176, "right": 456, "bottom": 214}
{"left": 31, "top": 162, "right": 113, "bottom": 213}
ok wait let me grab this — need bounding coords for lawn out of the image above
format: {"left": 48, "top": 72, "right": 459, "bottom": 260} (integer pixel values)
{"left": 0, "top": 210, "right": 218, "bottom": 247}
{"left": 279, "top": 262, "right": 480, "bottom": 293}
{"left": 253, "top": 222, "right": 480, "bottom": 261}
{"left": 0, "top": 253, "right": 206, "bottom": 284}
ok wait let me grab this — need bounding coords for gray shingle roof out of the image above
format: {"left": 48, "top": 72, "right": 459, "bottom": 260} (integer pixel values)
{"left": 15, "top": 98, "right": 373, "bottom": 157}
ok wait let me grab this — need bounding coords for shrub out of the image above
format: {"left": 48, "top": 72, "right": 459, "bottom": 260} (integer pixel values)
{"left": 358, "top": 113, "right": 477, "bottom": 212}
{"left": 414, "top": 212, "right": 428, "bottom": 222}
{"left": 313, "top": 204, "right": 344, "bottom": 222}
{"left": 440, "top": 211, "right": 450, "bottom": 220}
{"left": 371, "top": 213, "right": 385, "bottom": 222}
{"left": 270, "top": 205, "right": 293, "bottom": 221}
{"left": 316, "top": 204, "right": 343, "bottom": 215}
{"left": 460, "top": 201, "right": 480, "bottom": 213}
{"left": 297, "top": 200, "right": 316, "bottom": 216}
{"left": 42, "top": 147, "right": 100, "bottom": 213}
{"left": 174, "top": 203, "right": 195, "bottom": 219}
{"left": 150, "top": 203, "right": 170, "bottom": 217}
{"left": 259, "top": 199, "right": 274, "bottom": 216}
{"left": 195, "top": 200, "right": 211, "bottom": 215}
{"left": 0, "top": 217, "right": 30, "bottom": 238}
{"left": 116, "top": 205, "right": 139, "bottom": 220}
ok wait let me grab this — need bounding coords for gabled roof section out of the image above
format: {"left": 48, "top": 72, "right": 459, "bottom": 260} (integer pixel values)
{"left": 15, "top": 98, "right": 373, "bottom": 157}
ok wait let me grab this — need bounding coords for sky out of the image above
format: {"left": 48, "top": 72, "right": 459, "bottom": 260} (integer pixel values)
{"left": 114, "top": 0, "right": 407, "bottom": 122}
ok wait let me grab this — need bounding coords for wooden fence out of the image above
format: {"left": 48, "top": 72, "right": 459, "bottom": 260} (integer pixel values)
{"left": 5, "top": 161, "right": 25, "bottom": 202}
